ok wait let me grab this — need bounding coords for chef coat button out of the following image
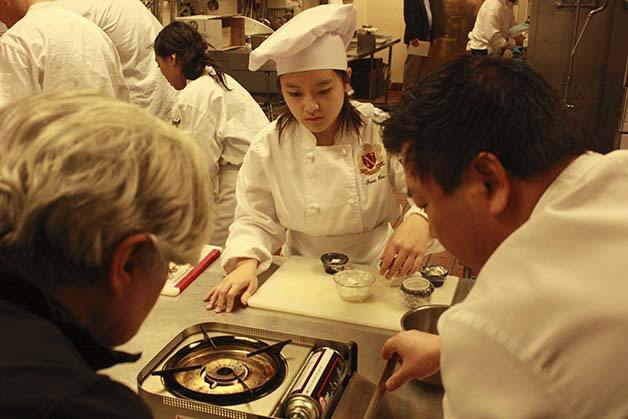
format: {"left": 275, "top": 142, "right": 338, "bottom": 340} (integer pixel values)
{"left": 306, "top": 204, "right": 320, "bottom": 216}
{"left": 306, "top": 152, "right": 314, "bottom": 162}
{"left": 348, "top": 199, "right": 355, "bottom": 206}
{"left": 341, "top": 149, "right": 348, "bottom": 157}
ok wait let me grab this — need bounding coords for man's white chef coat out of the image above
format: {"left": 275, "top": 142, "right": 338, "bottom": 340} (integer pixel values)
{"left": 222, "top": 101, "right": 426, "bottom": 273}
{"left": 57, "top": 0, "right": 177, "bottom": 120}
{"left": 172, "top": 68, "right": 269, "bottom": 246}
{"left": 0, "top": 2, "right": 128, "bottom": 107}
{"left": 439, "top": 151, "right": 628, "bottom": 418}
{"left": 467, "top": 0, "right": 514, "bottom": 54}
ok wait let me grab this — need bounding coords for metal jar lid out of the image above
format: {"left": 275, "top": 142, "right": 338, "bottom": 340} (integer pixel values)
{"left": 401, "top": 277, "right": 434, "bottom": 297}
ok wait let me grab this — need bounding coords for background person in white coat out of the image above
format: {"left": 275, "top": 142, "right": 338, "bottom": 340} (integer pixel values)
{"left": 57, "top": 0, "right": 177, "bottom": 120}
{"left": 467, "top": 0, "right": 516, "bottom": 56}
{"left": 0, "top": 0, "right": 128, "bottom": 107}
{"left": 154, "top": 21, "right": 269, "bottom": 247}
{"left": 381, "top": 56, "right": 628, "bottom": 418}
{"left": 204, "top": 4, "right": 432, "bottom": 313}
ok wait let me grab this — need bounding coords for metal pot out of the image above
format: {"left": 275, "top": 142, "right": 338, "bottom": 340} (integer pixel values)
{"left": 400, "top": 304, "right": 449, "bottom": 387}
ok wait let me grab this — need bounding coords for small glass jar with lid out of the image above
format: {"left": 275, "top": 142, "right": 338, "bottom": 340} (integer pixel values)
{"left": 400, "top": 277, "right": 435, "bottom": 308}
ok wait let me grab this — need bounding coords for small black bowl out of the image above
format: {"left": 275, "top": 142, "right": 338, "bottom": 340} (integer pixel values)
{"left": 320, "top": 252, "right": 349, "bottom": 275}
{"left": 419, "top": 265, "right": 449, "bottom": 288}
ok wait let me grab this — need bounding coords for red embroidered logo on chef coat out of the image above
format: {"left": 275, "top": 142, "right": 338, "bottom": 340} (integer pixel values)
{"left": 359, "top": 143, "right": 385, "bottom": 175}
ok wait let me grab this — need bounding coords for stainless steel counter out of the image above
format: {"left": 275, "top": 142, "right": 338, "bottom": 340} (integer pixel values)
{"left": 104, "top": 260, "right": 471, "bottom": 418}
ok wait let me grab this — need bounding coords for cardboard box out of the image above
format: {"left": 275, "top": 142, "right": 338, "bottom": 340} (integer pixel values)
{"left": 193, "top": 0, "right": 237, "bottom": 15}
{"left": 175, "top": 15, "right": 245, "bottom": 51}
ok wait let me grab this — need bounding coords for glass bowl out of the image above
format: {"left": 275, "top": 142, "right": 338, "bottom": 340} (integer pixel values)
{"left": 332, "top": 270, "right": 375, "bottom": 303}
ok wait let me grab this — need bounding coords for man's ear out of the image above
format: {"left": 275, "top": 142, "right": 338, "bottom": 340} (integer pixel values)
{"left": 108, "top": 233, "right": 154, "bottom": 298}
{"left": 344, "top": 67, "right": 352, "bottom": 92}
{"left": 169, "top": 53, "right": 178, "bottom": 67}
{"left": 468, "top": 152, "right": 511, "bottom": 216}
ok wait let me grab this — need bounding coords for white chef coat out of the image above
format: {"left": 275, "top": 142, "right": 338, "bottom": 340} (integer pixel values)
{"left": 57, "top": 0, "right": 177, "bottom": 120}
{"left": 0, "top": 2, "right": 128, "bottom": 107}
{"left": 438, "top": 151, "right": 628, "bottom": 418}
{"left": 172, "top": 67, "right": 269, "bottom": 246}
{"left": 222, "top": 101, "right": 427, "bottom": 274}
{"left": 467, "top": 0, "right": 514, "bottom": 54}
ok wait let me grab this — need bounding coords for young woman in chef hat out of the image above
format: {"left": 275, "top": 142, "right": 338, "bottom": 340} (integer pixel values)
{"left": 154, "top": 22, "right": 269, "bottom": 246}
{"left": 205, "top": 4, "right": 433, "bottom": 313}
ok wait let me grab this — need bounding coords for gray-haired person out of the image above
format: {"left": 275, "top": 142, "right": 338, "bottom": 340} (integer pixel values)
{"left": 0, "top": 91, "right": 214, "bottom": 418}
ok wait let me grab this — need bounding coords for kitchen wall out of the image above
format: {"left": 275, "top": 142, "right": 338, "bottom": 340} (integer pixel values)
{"left": 352, "top": 0, "right": 406, "bottom": 84}
{"left": 352, "top": 0, "right": 529, "bottom": 85}
{"left": 527, "top": 0, "right": 628, "bottom": 152}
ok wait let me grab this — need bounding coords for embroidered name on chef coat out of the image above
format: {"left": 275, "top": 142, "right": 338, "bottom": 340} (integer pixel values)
{"left": 359, "top": 143, "right": 385, "bottom": 176}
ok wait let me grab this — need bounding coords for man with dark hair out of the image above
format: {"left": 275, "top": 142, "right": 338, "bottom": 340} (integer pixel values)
{"left": 380, "top": 56, "right": 628, "bottom": 417}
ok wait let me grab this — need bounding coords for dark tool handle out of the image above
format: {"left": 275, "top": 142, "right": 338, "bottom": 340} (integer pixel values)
{"left": 363, "top": 353, "right": 398, "bottom": 419}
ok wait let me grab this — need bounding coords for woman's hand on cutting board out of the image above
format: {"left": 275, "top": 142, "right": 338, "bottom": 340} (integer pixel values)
{"left": 203, "top": 258, "right": 258, "bottom": 313}
{"left": 381, "top": 330, "right": 441, "bottom": 391}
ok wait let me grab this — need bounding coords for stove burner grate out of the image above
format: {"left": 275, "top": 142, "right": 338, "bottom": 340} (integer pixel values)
{"left": 161, "top": 335, "right": 287, "bottom": 405}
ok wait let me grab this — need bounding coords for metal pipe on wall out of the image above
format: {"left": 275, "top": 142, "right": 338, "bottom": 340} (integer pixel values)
{"left": 563, "top": 0, "right": 583, "bottom": 109}
{"left": 563, "top": 0, "right": 611, "bottom": 109}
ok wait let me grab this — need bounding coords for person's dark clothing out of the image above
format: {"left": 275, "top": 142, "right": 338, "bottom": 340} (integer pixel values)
{"left": 0, "top": 269, "right": 153, "bottom": 419}
{"left": 404, "top": 0, "right": 447, "bottom": 44}
{"left": 404, "top": 0, "right": 431, "bottom": 44}
{"left": 471, "top": 48, "right": 489, "bottom": 56}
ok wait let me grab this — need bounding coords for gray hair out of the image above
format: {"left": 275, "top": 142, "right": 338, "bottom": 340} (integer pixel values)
{"left": 0, "top": 91, "right": 213, "bottom": 288}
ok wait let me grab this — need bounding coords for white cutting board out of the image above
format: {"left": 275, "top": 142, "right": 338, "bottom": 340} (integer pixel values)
{"left": 248, "top": 256, "right": 458, "bottom": 331}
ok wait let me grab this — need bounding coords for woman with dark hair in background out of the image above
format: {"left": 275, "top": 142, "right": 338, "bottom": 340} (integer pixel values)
{"left": 204, "top": 5, "right": 435, "bottom": 313}
{"left": 154, "top": 21, "right": 269, "bottom": 247}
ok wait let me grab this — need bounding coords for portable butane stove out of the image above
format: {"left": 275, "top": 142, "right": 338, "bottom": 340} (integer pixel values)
{"left": 137, "top": 322, "right": 376, "bottom": 419}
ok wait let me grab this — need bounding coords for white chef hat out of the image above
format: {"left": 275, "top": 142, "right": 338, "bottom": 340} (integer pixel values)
{"left": 249, "top": 4, "right": 356, "bottom": 75}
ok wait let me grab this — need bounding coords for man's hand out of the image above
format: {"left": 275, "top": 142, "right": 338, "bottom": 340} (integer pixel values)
{"left": 381, "top": 330, "right": 441, "bottom": 391}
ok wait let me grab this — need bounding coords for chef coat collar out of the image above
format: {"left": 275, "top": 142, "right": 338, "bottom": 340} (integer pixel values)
{"left": 530, "top": 152, "right": 600, "bottom": 218}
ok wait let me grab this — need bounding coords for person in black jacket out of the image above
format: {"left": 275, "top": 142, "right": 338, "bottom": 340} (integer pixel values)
{"left": 0, "top": 91, "right": 213, "bottom": 419}
{"left": 403, "top": 0, "right": 433, "bottom": 92}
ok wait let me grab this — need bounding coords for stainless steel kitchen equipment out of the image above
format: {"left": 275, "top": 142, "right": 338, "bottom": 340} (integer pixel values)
{"left": 105, "top": 260, "right": 475, "bottom": 419}
{"left": 137, "top": 322, "right": 375, "bottom": 419}
{"left": 400, "top": 304, "right": 450, "bottom": 387}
